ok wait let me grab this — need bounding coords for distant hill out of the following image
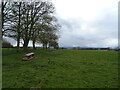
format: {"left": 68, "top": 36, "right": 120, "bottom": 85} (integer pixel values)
{"left": 28, "top": 46, "right": 118, "bottom": 50}
{"left": 59, "top": 46, "right": 112, "bottom": 50}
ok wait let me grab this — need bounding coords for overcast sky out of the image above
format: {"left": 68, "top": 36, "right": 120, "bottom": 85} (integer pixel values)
{"left": 4, "top": 0, "right": 119, "bottom": 47}
{"left": 52, "top": 0, "right": 119, "bottom": 47}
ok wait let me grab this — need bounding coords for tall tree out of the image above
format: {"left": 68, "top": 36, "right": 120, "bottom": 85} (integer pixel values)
{"left": 29, "top": 1, "right": 57, "bottom": 49}
{"left": 3, "top": 1, "right": 60, "bottom": 50}
{"left": 37, "top": 22, "right": 60, "bottom": 49}
{"left": 17, "top": 2, "right": 21, "bottom": 52}
{"left": 1, "top": 1, "right": 12, "bottom": 37}
{"left": 6, "top": 2, "right": 23, "bottom": 52}
{"left": 21, "top": 1, "right": 55, "bottom": 50}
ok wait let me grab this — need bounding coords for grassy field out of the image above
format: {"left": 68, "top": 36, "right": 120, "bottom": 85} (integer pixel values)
{"left": 2, "top": 48, "right": 118, "bottom": 88}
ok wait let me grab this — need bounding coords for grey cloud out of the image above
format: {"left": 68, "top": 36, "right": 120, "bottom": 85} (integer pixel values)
{"left": 57, "top": 10, "right": 118, "bottom": 47}
{"left": 4, "top": 10, "right": 118, "bottom": 48}
{"left": 90, "top": 11, "right": 118, "bottom": 38}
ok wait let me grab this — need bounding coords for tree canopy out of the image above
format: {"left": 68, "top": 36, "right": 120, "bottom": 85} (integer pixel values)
{"left": 2, "top": 1, "right": 60, "bottom": 51}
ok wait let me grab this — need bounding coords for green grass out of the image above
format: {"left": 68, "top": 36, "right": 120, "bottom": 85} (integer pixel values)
{"left": 2, "top": 48, "right": 118, "bottom": 88}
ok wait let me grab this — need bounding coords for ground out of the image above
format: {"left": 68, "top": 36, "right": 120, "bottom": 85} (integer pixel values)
{"left": 2, "top": 48, "right": 118, "bottom": 88}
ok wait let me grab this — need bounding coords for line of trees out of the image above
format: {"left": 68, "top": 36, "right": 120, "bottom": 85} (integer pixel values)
{"left": 2, "top": 0, "right": 60, "bottom": 51}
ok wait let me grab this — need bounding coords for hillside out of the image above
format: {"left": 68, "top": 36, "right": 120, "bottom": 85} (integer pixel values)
{"left": 2, "top": 48, "right": 118, "bottom": 88}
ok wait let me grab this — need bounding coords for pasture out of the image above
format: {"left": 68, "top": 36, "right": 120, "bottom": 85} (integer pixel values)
{"left": 2, "top": 48, "right": 118, "bottom": 88}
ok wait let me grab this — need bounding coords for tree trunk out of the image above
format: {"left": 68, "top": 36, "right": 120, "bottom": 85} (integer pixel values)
{"left": 17, "top": 33, "right": 20, "bottom": 52}
{"left": 32, "top": 39, "right": 36, "bottom": 49}
{"left": 45, "top": 44, "right": 47, "bottom": 49}
{"left": 23, "top": 39, "right": 29, "bottom": 50}
{"left": 17, "top": 2, "right": 21, "bottom": 52}
{"left": 43, "top": 44, "right": 45, "bottom": 49}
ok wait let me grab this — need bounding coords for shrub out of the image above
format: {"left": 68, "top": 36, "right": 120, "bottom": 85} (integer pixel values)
{"left": 2, "top": 39, "right": 13, "bottom": 48}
